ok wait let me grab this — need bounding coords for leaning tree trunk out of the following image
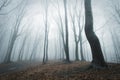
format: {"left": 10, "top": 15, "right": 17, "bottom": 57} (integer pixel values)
{"left": 84, "top": 0, "right": 107, "bottom": 68}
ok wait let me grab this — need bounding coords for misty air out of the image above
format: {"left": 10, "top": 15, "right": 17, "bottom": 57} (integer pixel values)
{"left": 0, "top": 0, "right": 120, "bottom": 80}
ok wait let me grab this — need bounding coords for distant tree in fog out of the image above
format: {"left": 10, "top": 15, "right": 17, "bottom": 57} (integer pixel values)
{"left": 18, "top": 34, "right": 28, "bottom": 61}
{"left": 70, "top": 10, "right": 80, "bottom": 61}
{"left": 55, "top": 0, "right": 70, "bottom": 62}
{"left": 18, "top": 23, "right": 32, "bottom": 61}
{"left": 109, "top": 0, "right": 120, "bottom": 62}
{"left": 101, "top": 32, "right": 107, "bottom": 61}
{"left": 70, "top": 0, "right": 85, "bottom": 61}
{"left": 43, "top": 0, "right": 49, "bottom": 64}
{"left": 111, "top": 0, "right": 120, "bottom": 25}
{"left": 4, "top": 0, "right": 27, "bottom": 63}
{"left": 30, "top": 30, "right": 41, "bottom": 61}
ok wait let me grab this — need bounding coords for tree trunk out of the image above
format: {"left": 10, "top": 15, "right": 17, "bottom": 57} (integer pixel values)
{"left": 18, "top": 35, "right": 27, "bottom": 61}
{"left": 75, "top": 42, "right": 79, "bottom": 61}
{"left": 79, "top": 32, "right": 85, "bottom": 61}
{"left": 64, "top": 0, "right": 70, "bottom": 62}
{"left": 84, "top": 0, "right": 107, "bottom": 68}
{"left": 46, "top": 36, "right": 48, "bottom": 61}
{"left": 4, "top": 32, "right": 17, "bottom": 63}
{"left": 43, "top": 0, "right": 49, "bottom": 64}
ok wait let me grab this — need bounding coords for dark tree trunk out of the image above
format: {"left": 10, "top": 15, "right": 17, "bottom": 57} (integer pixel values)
{"left": 64, "top": 0, "right": 70, "bottom": 62}
{"left": 43, "top": 42, "right": 46, "bottom": 64}
{"left": 43, "top": 29, "right": 47, "bottom": 64}
{"left": 43, "top": 32, "right": 48, "bottom": 64}
{"left": 43, "top": 0, "right": 49, "bottom": 64}
{"left": 84, "top": 0, "right": 107, "bottom": 68}
{"left": 75, "top": 42, "right": 79, "bottom": 61}
{"left": 46, "top": 37, "right": 48, "bottom": 61}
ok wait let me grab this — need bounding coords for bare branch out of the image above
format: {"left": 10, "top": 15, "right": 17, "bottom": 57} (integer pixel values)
{"left": 0, "top": 0, "right": 25, "bottom": 15}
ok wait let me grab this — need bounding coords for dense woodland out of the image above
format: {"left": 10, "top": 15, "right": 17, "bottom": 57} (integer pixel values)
{"left": 0, "top": 0, "right": 120, "bottom": 79}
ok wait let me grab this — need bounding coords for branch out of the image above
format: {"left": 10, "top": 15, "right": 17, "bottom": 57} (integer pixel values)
{"left": 0, "top": 0, "right": 25, "bottom": 15}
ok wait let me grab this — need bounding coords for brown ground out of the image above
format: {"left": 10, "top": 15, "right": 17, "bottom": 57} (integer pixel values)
{"left": 0, "top": 61, "right": 120, "bottom": 80}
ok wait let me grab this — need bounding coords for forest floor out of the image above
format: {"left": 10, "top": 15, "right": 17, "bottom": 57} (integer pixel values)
{"left": 0, "top": 61, "right": 120, "bottom": 80}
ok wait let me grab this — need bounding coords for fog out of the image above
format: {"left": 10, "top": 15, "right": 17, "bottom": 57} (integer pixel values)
{"left": 0, "top": 0, "right": 120, "bottom": 63}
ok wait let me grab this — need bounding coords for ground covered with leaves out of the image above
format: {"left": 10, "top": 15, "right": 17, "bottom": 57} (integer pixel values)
{"left": 0, "top": 61, "right": 120, "bottom": 80}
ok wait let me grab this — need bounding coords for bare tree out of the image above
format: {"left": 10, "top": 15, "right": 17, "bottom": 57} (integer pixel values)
{"left": 0, "top": 0, "right": 25, "bottom": 15}
{"left": 18, "top": 33, "right": 29, "bottom": 61}
{"left": 58, "top": 34, "right": 64, "bottom": 60}
{"left": 63, "top": 0, "right": 70, "bottom": 62}
{"left": 4, "top": 0, "right": 27, "bottom": 63}
{"left": 70, "top": 0, "right": 85, "bottom": 61}
{"left": 110, "top": 0, "right": 120, "bottom": 25}
{"left": 55, "top": 0, "right": 70, "bottom": 62}
{"left": 30, "top": 30, "right": 41, "bottom": 61}
{"left": 78, "top": 16, "right": 85, "bottom": 61}
{"left": 70, "top": 3, "right": 79, "bottom": 61}
{"left": 17, "top": 22, "right": 33, "bottom": 61}
{"left": 110, "top": 29, "right": 120, "bottom": 62}
{"left": 43, "top": 0, "right": 49, "bottom": 64}
{"left": 84, "top": 0, "right": 107, "bottom": 68}
{"left": 101, "top": 32, "right": 107, "bottom": 62}
{"left": 109, "top": 0, "right": 120, "bottom": 62}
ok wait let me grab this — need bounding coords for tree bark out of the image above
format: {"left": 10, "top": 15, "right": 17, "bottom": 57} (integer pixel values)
{"left": 43, "top": 0, "right": 49, "bottom": 64}
{"left": 75, "top": 42, "right": 79, "bottom": 61}
{"left": 84, "top": 0, "right": 107, "bottom": 68}
{"left": 64, "top": 0, "right": 70, "bottom": 62}
{"left": 79, "top": 30, "right": 85, "bottom": 61}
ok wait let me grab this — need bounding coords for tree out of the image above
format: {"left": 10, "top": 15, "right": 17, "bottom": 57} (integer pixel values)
{"left": 55, "top": 0, "right": 70, "bottom": 62}
{"left": 71, "top": 12, "right": 80, "bottom": 61}
{"left": 4, "top": 0, "right": 27, "bottom": 63}
{"left": 30, "top": 30, "right": 41, "bottom": 61}
{"left": 108, "top": 0, "right": 120, "bottom": 62}
{"left": 84, "top": 0, "right": 107, "bottom": 68}
{"left": 17, "top": 23, "right": 32, "bottom": 61}
{"left": 110, "top": 0, "right": 120, "bottom": 25}
{"left": 43, "top": 0, "right": 49, "bottom": 64}
{"left": 70, "top": 0, "right": 85, "bottom": 61}
{"left": 101, "top": 32, "right": 107, "bottom": 61}
{"left": 63, "top": 0, "right": 70, "bottom": 62}
{"left": 110, "top": 29, "right": 120, "bottom": 62}
{"left": 0, "top": 0, "right": 25, "bottom": 15}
